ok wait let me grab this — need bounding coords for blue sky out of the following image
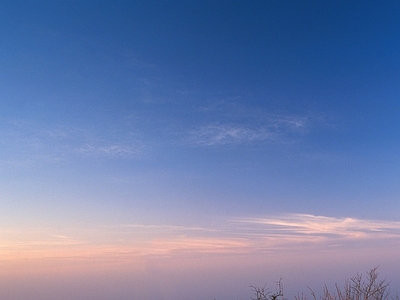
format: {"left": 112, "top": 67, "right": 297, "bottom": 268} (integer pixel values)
{"left": 1, "top": 1, "right": 400, "bottom": 299}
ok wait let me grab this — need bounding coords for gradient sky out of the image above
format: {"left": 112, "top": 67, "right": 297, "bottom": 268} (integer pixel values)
{"left": 1, "top": 1, "right": 400, "bottom": 300}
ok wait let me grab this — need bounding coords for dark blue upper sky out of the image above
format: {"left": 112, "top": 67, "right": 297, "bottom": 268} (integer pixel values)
{"left": 1, "top": 1, "right": 400, "bottom": 225}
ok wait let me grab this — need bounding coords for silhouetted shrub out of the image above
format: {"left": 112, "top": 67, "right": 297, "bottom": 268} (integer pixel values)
{"left": 249, "top": 267, "right": 398, "bottom": 300}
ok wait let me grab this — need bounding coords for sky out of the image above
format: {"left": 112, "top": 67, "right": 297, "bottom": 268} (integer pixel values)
{"left": 1, "top": 1, "right": 400, "bottom": 299}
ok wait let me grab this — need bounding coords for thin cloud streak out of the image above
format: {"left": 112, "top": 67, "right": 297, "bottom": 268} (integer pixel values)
{"left": 2, "top": 215, "right": 400, "bottom": 263}
{"left": 235, "top": 214, "right": 400, "bottom": 239}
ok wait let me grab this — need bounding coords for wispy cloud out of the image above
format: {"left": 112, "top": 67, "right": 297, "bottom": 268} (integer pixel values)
{"left": 0, "top": 119, "right": 144, "bottom": 166}
{"left": 76, "top": 140, "right": 143, "bottom": 157}
{"left": 189, "top": 124, "right": 268, "bottom": 146}
{"left": 189, "top": 114, "right": 317, "bottom": 146}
